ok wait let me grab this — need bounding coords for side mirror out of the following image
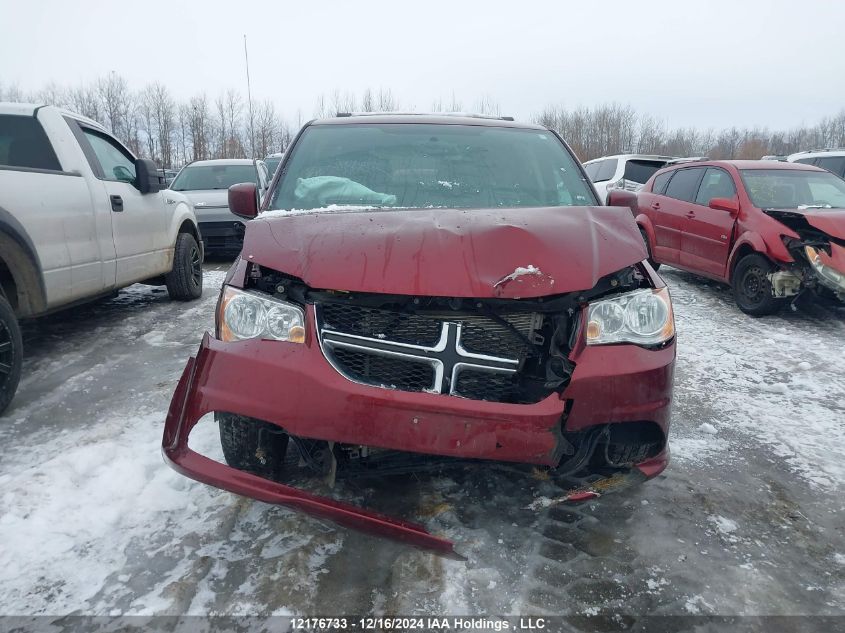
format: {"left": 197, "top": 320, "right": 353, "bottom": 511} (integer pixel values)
{"left": 607, "top": 190, "right": 638, "bottom": 210}
{"left": 709, "top": 197, "right": 739, "bottom": 216}
{"left": 229, "top": 182, "right": 259, "bottom": 219}
{"left": 135, "top": 158, "right": 164, "bottom": 194}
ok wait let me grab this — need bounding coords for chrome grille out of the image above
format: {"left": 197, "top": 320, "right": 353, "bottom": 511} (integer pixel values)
{"left": 316, "top": 303, "right": 540, "bottom": 402}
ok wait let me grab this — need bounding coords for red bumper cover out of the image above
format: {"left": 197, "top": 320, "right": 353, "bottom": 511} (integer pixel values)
{"left": 162, "top": 325, "right": 674, "bottom": 552}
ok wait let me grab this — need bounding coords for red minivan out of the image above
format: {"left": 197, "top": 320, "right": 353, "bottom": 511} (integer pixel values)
{"left": 612, "top": 160, "right": 845, "bottom": 315}
{"left": 163, "top": 114, "right": 676, "bottom": 555}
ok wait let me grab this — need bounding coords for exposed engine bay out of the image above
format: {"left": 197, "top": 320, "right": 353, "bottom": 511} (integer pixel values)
{"left": 764, "top": 209, "right": 845, "bottom": 302}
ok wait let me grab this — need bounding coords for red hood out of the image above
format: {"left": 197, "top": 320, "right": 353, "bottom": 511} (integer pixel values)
{"left": 241, "top": 206, "right": 646, "bottom": 298}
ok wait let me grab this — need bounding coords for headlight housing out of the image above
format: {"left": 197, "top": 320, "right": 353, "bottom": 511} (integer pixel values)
{"left": 805, "top": 245, "right": 845, "bottom": 292}
{"left": 586, "top": 287, "right": 674, "bottom": 346}
{"left": 218, "top": 286, "right": 306, "bottom": 343}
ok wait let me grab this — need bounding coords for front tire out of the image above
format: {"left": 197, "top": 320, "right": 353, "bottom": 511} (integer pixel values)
{"left": 166, "top": 232, "right": 203, "bottom": 301}
{"left": 0, "top": 295, "right": 23, "bottom": 415}
{"left": 217, "top": 412, "right": 290, "bottom": 481}
{"left": 732, "top": 253, "right": 784, "bottom": 316}
{"left": 640, "top": 228, "right": 661, "bottom": 271}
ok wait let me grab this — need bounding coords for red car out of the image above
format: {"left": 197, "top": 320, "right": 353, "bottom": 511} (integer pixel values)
{"left": 163, "top": 115, "right": 676, "bottom": 555}
{"left": 611, "top": 160, "right": 845, "bottom": 315}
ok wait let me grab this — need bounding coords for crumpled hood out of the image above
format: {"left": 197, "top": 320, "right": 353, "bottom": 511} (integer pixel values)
{"left": 179, "top": 190, "right": 230, "bottom": 209}
{"left": 801, "top": 210, "right": 845, "bottom": 240}
{"left": 241, "top": 206, "right": 647, "bottom": 298}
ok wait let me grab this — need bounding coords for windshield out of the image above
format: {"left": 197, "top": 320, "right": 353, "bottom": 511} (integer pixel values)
{"left": 171, "top": 164, "right": 259, "bottom": 191}
{"left": 740, "top": 169, "right": 845, "bottom": 209}
{"left": 269, "top": 123, "right": 596, "bottom": 211}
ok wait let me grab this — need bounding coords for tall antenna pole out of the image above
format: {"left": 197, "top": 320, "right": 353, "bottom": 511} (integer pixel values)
{"left": 244, "top": 34, "right": 256, "bottom": 160}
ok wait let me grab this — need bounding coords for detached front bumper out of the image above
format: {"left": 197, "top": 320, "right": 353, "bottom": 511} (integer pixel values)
{"left": 163, "top": 323, "right": 674, "bottom": 551}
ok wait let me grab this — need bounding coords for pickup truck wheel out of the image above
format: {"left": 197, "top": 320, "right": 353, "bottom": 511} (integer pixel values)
{"left": 639, "top": 228, "right": 661, "bottom": 271}
{"left": 217, "top": 412, "right": 289, "bottom": 481}
{"left": 166, "top": 233, "right": 203, "bottom": 301}
{"left": 0, "top": 295, "right": 23, "bottom": 415}
{"left": 732, "top": 253, "right": 784, "bottom": 316}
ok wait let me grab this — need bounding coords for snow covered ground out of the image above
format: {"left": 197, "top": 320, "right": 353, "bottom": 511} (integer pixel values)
{"left": 0, "top": 264, "right": 843, "bottom": 617}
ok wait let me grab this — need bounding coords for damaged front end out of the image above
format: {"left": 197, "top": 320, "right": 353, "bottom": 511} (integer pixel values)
{"left": 162, "top": 252, "right": 674, "bottom": 555}
{"left": 765, "top": 209, "right": 845, "bottom": 302}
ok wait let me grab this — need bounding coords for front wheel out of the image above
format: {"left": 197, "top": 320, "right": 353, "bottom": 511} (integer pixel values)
{"left": 0, "top": 295, "right": 23, "bottom": 415}
{"left": 732, "top": 253, "right": 785, "bottom": 316}
{"left": 640, "top": 228, "right": 661, "bottom": 271}
{"left": 218, "top": 412, "right": 290, "bottom": 482}
{"left": 166, "top": 232, "right": 203, "bottom": 301}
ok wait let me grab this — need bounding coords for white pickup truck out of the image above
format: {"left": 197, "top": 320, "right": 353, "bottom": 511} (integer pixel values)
{"left": 0, "top": 103, "right": 204, "bottom": 414}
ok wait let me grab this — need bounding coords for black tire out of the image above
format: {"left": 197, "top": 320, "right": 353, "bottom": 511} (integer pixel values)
{"left": 0, "top": 295, "right": 23, "bottom": 415}
{"left": 639, "top": 228, "right": 661, "bottom": 271}
{"left": 732, "top": 253, "right": 785, "bottom": 316}
{"left": 217, "top": 412, "right": 290, "bottom": 481}
{"left": 166, "top": 232, "right": 203, "bottom": 301}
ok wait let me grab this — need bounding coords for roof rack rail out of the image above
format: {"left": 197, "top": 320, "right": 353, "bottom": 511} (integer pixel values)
{"left": 794, "top": 147, "right": 845, "bottom": 154}
{"left": 334, "top": 111, "right": 515, "bottom": 121}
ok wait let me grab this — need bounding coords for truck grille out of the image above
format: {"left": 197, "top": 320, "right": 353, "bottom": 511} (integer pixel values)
{"left": 316, "top": 302, "right": 542, "bottom": 403}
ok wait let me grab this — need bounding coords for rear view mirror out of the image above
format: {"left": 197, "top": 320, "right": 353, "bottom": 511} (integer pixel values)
{"left": 229, "top": 182, "right": 259, "bottom": 219}
{"left": 135, "top": 158, "right": 165, "bottom": 194}
{"left": 607, "top": 190, "right": 638, "bottom": 210}
{"left": 709, "top": 197, "right": 739, "bottom": 216}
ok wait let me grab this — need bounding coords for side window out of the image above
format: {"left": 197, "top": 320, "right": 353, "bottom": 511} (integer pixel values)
{"left": 583, "top": 162, "right": 600, "bottom": 181}
{"left": 81, "top": 128, "right": 136, "bottom": 183}
{"left": 594, "top": 159, "right": 618, "bottom": 182}
{"left": 794, "top": 158, "right": 816, "bottom": 165}
{"left": 664, "top": 167, "right": 705, "bottom": 202}
{"left": 695, "top": 168, "right": 737, "bottom": 206}
{"left": 815, "top": 156, "right": 845, "bottom": 178}
{"left": 0, "top": 114, "right": 61, "bottom": 171}
{"left": 652, "top": 171, "right": 672, "bottom": 194}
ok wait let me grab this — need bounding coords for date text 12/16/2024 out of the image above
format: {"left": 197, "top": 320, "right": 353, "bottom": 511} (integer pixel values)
{"left": 291, "top": 617, "right": 547, "bottom": 630}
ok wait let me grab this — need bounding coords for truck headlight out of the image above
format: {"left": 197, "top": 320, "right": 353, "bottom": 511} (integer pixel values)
{"left": 219, "top": 286, "right": 306, "bottom": 343}
{"left": 805, "top": 245, "right": 845, "bottom": 291}
{"left": 586, "top": 287, "right": 674, "bottom": 346}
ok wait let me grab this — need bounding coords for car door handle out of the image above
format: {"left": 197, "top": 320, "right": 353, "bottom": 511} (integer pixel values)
{"left": 110, "top": 195, "right": 124, "bottom": 212}
{"left": 685, "top": 212, "right": 695, "bottom": 219}
{"left": 651, "top": 202, "right": 660, "bottom": 210}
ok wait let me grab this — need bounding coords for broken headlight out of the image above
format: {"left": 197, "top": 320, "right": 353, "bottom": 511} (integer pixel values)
{"left": 219, "top": 286, "right": 306, "bottom": 343}
{"left": 805, "top": 246, "right": 845, "bottom": 291}
{"left": 586, "top": 287, "right": 674, "bottom": 346}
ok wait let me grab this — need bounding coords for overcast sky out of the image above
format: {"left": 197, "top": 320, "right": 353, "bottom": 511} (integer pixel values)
{"left": 1, "top": 0, "right": 843, "bottom": 131}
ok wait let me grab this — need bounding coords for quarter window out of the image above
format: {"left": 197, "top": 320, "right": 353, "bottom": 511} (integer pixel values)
{"left": 695, "top": 168, "right": 737, "bottom": 206}
{"left": 82, "top": 128, "right": 136, "bottom": 183}
{"left": 664, "top": 168, "right": 705, "bottom": 203}
{"left": 0, "top": 114, "right": 61, "bottom": 171}
{"left": 594, "top": 159, "right": 618, "bottom": 183}
{"left": 652, "top": 171, "right": 672, "bottom": 194}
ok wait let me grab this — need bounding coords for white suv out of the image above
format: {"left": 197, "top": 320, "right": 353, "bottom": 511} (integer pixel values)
{"left": 787, "top": 149, "right": 845, "bottom": 179}
{"left": 583, "top": 154, "right": 678, "bottom": 204}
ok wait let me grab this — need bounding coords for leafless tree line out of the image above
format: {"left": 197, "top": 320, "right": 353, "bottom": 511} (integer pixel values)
{"left": 3, "top": 74, "right": 845, "bottom": 167}
{"left": 0, "top": 73, "right": 295, "bottom": 168}
{"left": 536, "top": 103, "right": 845, "bottom": 162}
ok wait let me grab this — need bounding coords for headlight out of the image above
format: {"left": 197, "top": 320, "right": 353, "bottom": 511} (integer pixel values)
{"left": 586, "top": 287, "right": 674, "bottom": 346}
{"left": 805, "top": 245, "right": 845, "bottom": 291}
{"left": 218, "top": 286, "right": 306, "bottom": 343}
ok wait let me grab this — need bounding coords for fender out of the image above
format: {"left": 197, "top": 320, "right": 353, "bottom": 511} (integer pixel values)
{"left": 634, "top": 213, "right": 657, "bottom": 253}
{"left": 163, "top": 193, "right": 200, "bottom": 247}
{"left": 727, "top": 231, "right": 791, "bottom": 279}
{"left": 0, "top": 227, "right": 47, "bottom": 317}
{"left": 635, "top": 213, "right": 657, "bottom": 248}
